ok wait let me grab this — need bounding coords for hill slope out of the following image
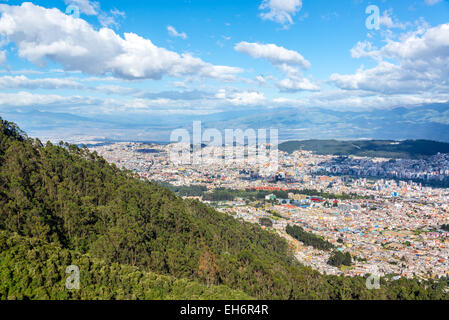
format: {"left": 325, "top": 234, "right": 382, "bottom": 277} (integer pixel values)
{"left": 279, "top": 139, "right": 449, "bottom": 159}
{"left": 0, "top": 118, "right": 448, "bottom": 300}
{"left": 0, "top": 230, "right": 251, "bottom": 300}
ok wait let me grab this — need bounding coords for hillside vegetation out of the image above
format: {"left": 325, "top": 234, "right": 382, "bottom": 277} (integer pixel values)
{"left": 0, "top": 230, "right": 251, "bottom": 300}
{"left": 279, "top": 140, "right": 449, "bottom": 159}
{"left": 0, "top": 118, "right": 448, "bottom": 300}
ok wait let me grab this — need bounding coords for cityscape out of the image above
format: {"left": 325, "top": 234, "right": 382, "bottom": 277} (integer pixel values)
{"left": 0, "top": 0, "right": 449, "bottom": 310}
{"left": 90, "top": 140, "right": 449, "bottom": 280}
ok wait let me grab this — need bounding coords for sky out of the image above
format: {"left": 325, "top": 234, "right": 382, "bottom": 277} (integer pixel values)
{"left": 0, "top": 0, "right": 448, "bottom": 141}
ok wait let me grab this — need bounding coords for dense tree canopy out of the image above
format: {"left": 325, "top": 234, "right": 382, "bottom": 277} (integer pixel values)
{"left": 327, "top": 251, "right": 353, "bottom": 268}
{"left": 286, "top": 225, "right": 335, "bottom": 251}
{"left": 0, "top": 230, "right": 250, "bottom": 300}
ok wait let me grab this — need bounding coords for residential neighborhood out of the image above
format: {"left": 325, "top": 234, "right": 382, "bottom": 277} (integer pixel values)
{"left": 90, "top": 142, "right": 449, "bottom": 280}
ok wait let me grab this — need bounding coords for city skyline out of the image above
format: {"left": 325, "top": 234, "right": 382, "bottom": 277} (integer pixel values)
{"left": 0, "top": 1, "right": 449, "bottom": 304}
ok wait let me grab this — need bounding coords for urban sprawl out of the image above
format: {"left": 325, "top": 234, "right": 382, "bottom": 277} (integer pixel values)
{"left": 88, "top": 142, "right": 449, "bottom": 280}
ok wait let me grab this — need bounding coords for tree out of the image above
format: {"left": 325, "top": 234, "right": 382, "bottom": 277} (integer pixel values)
{"left": 259, "top": 217, "right": 273, "bottom": 228}
{"left": 328, "top": 251, "right": 352, "bottom": 267}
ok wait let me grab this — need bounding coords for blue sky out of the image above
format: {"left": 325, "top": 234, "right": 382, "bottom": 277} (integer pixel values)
{"left": 0, "top": 0, "right": 448, "bottom": 140}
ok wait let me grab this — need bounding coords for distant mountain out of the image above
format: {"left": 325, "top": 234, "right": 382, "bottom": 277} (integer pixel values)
{"left": 203, "top": 102, "right": 449, "bottom": 142}
{"left": 3, "top": 102, "right": 449, "bottom": 143}
{"left": 278, "top": 139, "right": 449, "bottom": 159}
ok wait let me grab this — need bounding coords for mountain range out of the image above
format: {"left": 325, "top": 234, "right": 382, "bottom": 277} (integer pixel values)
{"left": 2, "top": 102, "right": 449, "bottom": 143}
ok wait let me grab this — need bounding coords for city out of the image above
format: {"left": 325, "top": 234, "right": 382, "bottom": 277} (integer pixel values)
{"left": 89, "top": 141, "right": 449, "bottom": 280}
{"left": 1, "top": 0, "right": 449, "bottom": 307}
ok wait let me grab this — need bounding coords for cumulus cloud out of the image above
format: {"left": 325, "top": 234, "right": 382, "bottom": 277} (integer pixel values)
{"left": 259, "top": 0, "right": 302, "bottom": 26}
{"left": 276, "top": 77, "right": 320, "bottom": 92}
{"left": 0, "top": 3, "right": 242, "bottom": 81}
{"left": 379, "top": 9, "right": 406, "bottom": 30}
{"left": 235, "top": 41, "right": 319, "bottom": 92}
{"left": 350, "top": 41, "right": 380, "bottom": 60}
{"left": 329, "top": 62, "right": 439, "bottom": 94}
{"left": 64, "top": 0, "right": 124, "bottom": 29}
{"left": 235, "top": 41, "right": 310, "bottom": 68}
{"left": 330, "top": 23, "right": 449, "bottom": 94}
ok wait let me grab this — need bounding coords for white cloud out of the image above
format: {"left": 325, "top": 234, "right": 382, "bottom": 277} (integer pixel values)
{"left": 110, "top": 8, "right": 126, "bottom": 18}
{"left": 0, "top": 50, "right": 5, "bottom": 64}
{"left": 350, "top": 41, "right": 380, "bottom": 60}
{"left": 255, "top": 74, "right": 276, "bottom": 85}
{"left": 330, "top": 62, "right": 439, "bottom": 94}
{"left": 94, "top": 84, "right": 139, "bottom": 95}
{"left": 0, "top": 75, "right": 85, "bottom": 90}
{"left": 167, "top": 26, "right": 187, "bottom": 39}
{"left": 235, "top": 41, "right": 319, "bottom": 93}
{"left": 98, "top": 12, "right": 119, "bottom": 29}
{"left": 330, "top": 23, "right": 449, "bottom": 94}
{"left": 64, "top": 1, "right": 124, "bottom": 29}
{"left": 173, "top": 81, "right": 187, "bottom": 88}
{"left": 215, "top": 89, "right": 266, "bottom": 106}
{"left": 379, "top": 9, "right": 406, "bottom": 30}
{"left": 235, "top": 41, "right": 310, "bottom": 68}
{"left": 273, "top": 90, "right": 449, "bottom": 111}
{"left": 259, "top": 0, "right": 302, "bottom": 26}
{"left": 0, "top": 91, "right": 99, "bottom": 108}
{"left": 0, "top": 3, "right": 241, "bottom": 81}
{"left": 276, "top": 77, "right": 320, "bottom": 92}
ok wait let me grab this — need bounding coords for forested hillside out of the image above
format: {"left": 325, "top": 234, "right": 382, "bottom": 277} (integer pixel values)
{"left": 279, "top": 140, "right": 449, "bottom": 159}
{"left": 0, "top": 230, "right": 251, "bottom": 300}
{"left": 0, "top": 118, "right": 448, "bottom": 300}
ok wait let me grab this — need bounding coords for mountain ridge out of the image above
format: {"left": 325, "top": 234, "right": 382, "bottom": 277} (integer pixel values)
{"left": 3, "top": 102, "right": 449, "bottom": 143}
{"left": 278, "top": 139, "right": 449, "bottom": 159}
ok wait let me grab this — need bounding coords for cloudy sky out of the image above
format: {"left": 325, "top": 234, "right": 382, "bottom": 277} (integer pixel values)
{"left": 0, "top": 0, "right": 448, "bottom": 140}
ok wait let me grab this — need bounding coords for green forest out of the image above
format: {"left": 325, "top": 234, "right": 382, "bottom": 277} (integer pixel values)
{"left": 279, "top": 139, "right": 449, "bottom": 159}
{"left": 0, "top": 118, "right": 448, "bottom": 300}
{"left": 327, "top": 251, "right": 353, "bottom": 268}
{"left": 160, "top": 184, "right": 366, "bottom": 202}
{"left": 286, "top": 225, "right": 335, "bottom": 251}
